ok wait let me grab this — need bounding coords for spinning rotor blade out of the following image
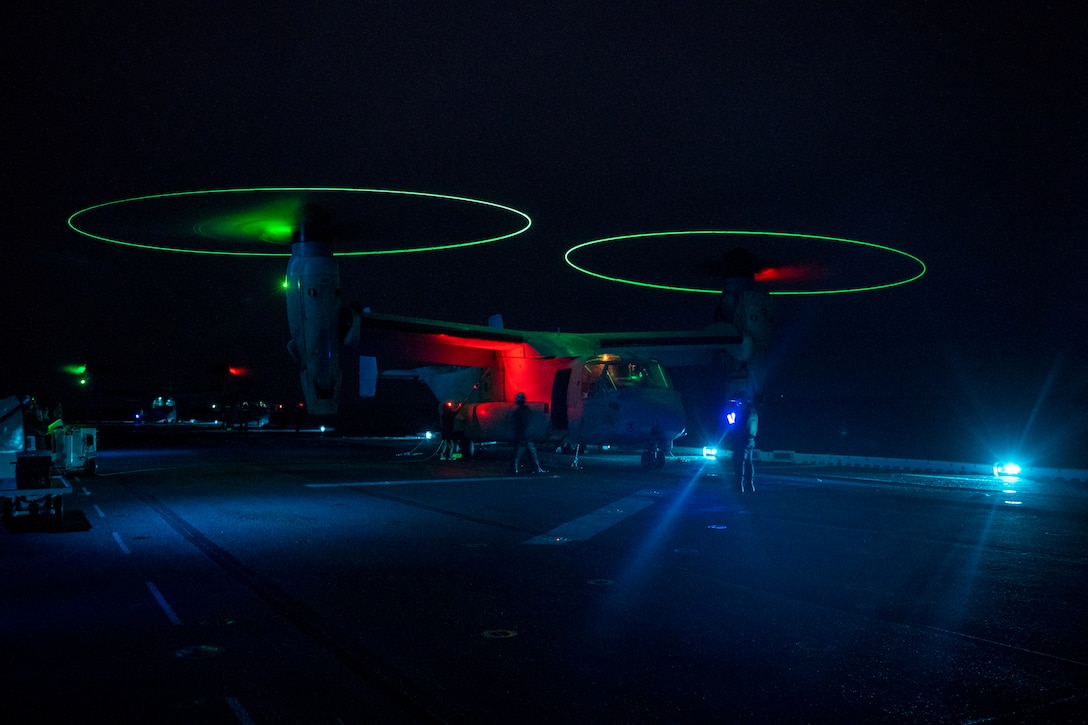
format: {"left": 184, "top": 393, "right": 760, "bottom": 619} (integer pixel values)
{"left": 195, "top": 196, "right": 375, "bottom": 247}
{"left": 754, "top": 263, "right": 826, "bottom": 283}
{"left": 703, "top": 248, "right": 826, "bottom": 285}
{"left": 296, "top": 202, "right": 372, "bottom": 245}
{"left": 193, "top": 196, "right": 305, "bottom": 245}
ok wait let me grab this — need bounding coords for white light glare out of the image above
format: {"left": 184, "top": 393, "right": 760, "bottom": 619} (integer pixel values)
{"left": 993, "top": 461, "right": 1021, "bottom": 478}
{"left": 702, "top": 446, "right": 718, "bottom": 459}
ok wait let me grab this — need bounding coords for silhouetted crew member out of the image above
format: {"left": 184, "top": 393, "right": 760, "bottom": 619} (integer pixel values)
{"left": 21, "top": 396, "right": 47, "bottom": 451}
{"left": 439, "top": 400, "right": 461, "bottom": 460}
{"left": 726, "top": 398, "right": 758, "bottom": 492}
{"left": 512, "top": 392, "right": 545, "bottom": 473}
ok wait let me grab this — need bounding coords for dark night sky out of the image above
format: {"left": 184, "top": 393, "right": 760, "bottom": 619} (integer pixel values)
{"left": 6, "top": 2, "right": 1087, "bottom": 465}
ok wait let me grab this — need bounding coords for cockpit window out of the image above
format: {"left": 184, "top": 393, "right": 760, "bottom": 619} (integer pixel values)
{"left": 582, "top": 357, "right": 670, "bottom": 397}
{"left": 582, "top": 362, "right": 607, "bottom": 397}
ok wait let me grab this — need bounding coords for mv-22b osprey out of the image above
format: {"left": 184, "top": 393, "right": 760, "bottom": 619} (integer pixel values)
{"left": 286, "top": 217, "right": 772, "bottom": 468}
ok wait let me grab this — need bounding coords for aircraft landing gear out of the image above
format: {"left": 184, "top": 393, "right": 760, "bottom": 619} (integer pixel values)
{"left": 641, "top": 448, "right": 666, "bottom": 470}
{"left": 570, "top": 443, "right": 583, "bottom": 469}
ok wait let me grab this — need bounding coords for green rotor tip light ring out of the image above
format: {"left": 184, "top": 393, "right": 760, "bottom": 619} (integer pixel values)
{"left": 564, "top": 230, "right": 926, "bottom": 296}
{"left": 67, "top": 187, "right": 533, "bottom": 257}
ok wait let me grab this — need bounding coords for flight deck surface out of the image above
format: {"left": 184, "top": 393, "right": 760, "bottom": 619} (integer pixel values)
{"left": 2, "top": 430, "right": 1085, "bottom": 723}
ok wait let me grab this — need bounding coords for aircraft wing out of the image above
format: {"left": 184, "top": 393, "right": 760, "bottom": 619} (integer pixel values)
{"left": 355, "top": 311, "right": 606, "bottom": 367}
{"left": 590, "top": 323, "right": 745, "bottom": 366}
{"left": 353, "top": 312, "right": 526, "bottom": 367}
{"left": 355, "top": 312, "right": 743, "bottom": 368}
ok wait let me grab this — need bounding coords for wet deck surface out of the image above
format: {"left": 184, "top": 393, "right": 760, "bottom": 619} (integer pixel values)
{"left": 3, "top": 430, "right": 1086, "bottom": 723}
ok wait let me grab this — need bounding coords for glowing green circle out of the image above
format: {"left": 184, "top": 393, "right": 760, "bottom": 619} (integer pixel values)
{"left": 67, "top": 187, "right": 532, "bottom": 257}
{"left": 564, "top": 230, "right": 926, "bottom": 296}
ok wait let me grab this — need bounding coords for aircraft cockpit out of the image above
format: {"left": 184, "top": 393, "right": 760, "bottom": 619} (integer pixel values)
{"left": 582, "top": 354, "right": 671, "bottom": 397}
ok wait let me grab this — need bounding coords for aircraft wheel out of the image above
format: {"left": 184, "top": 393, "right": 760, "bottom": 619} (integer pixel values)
{"left": 652, "top": 450, "right": 666, "bottom": 469}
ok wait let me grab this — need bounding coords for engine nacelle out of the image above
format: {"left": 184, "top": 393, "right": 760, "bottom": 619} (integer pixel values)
{"left": 286, "top": 241, "right": 341, "bottom": 415}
